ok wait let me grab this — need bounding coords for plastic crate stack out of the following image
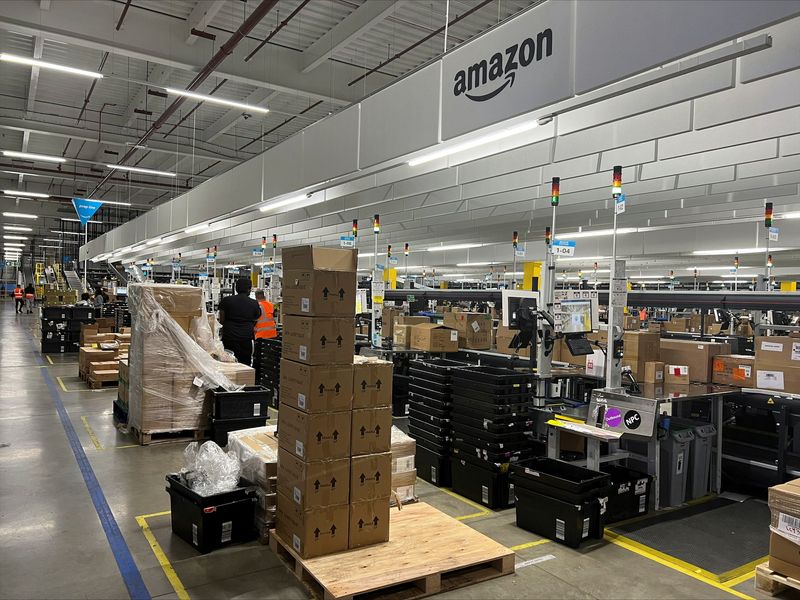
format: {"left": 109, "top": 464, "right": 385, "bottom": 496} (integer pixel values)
{"left": 41, "top": 305, "right": 95, "bottom": 354}
{"left": 114, "top": 305, "right": 131, "bottom": 330}
{"left": 207, "top": 386, "right": 272, "bottom": 446}
{"left": 253, "top": 336, "right": 281, "bottom": 408}
{"left": 449, "top": 366, "right": 539, "bottom": 509}
{"left": 407, "top": 358, "right": 468, "bottom": 487}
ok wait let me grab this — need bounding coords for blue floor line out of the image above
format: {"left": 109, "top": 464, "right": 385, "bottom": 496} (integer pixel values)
{"left": 38, "top": 350, "right": 151, "bottom": 600}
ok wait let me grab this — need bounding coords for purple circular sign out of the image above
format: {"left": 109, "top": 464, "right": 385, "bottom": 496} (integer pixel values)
{"left": 605, "top": 407, "right": 622, "bottom": 428}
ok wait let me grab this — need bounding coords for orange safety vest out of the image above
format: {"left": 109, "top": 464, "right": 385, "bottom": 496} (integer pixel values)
{"left": 25, "top": 292, "right": 34, "bottom": 299}
{"left": 13, "top": 288, "right": 23, "bottom": 299}
{"left": 255, "top": 300, "right": 277, "bottom": 339}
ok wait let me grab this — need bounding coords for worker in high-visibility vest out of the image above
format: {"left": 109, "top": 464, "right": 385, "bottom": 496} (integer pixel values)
{"left": 24, "top": 284, "right": 35, "bottom": 314}
{"left": 254, "top": 290, "right": 277, "bottom": 339}
{"left": 13, "top": 285, "right": 24, "bottom": 314}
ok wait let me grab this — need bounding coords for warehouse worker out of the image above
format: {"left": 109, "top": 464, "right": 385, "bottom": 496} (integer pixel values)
{"left": 24, "top": 284, "right": 35, "bottom": 314}
{"left": 13, "top": 284, "right": 24, "bottom": 314}
{"left": 254, "top": 290, "right": 277, "bottom": 339}
{"left": 218, "top": 277, "right": 261, "bottom": 365}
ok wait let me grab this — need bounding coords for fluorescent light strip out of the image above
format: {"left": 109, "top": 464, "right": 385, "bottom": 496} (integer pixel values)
{"left": 42, "top": 238, "right": 63, "bottom": 242}
{"left": 3, "top": 190, "right": 48, "bottom": 198}
{"left": 357, "top": 252, "right": 375, "bottom": 258}
{"left": 692, "top": 247, "right": 789, "bottom": 256}
{"left": 146, "top": 238, "right": 163, "bottom": 246}
{"left": 259, "top": 193, "right": 325, "bottom": 212}
{"left": 556, "top": 255, "right": 609, "bottom": 263}
{"left": 685, "top": 266, "right": 754, "bottom": 271}
{"left": 408, "top": 121, "right": 538, "bottom": 167}
{"left": 165, "top": 88, "right": 269, "bottom": 114}
{"left": 39, "top": 245, "right": 62, "bottom": 249}
{"left": 630, "top": 275, "right": 671, "bottom": 279}
{"left": 74, "top": 197, "right": 132, "bottom": 207}
{"left": 427, "top": 243, "right": 484, "bottom": 252}
{"left": 60, "top": 218, "right": 103, "bottom": 224}
{"left": 3, "top": 225, "right": 32, "bottom": 232}
{"left": 106, "top": 164, "right": 176, "bottom": 177}
{"left": 185, "top": 223, "right": 209, "bottom": 234}
{"left": 0, "top": 53, "right": 103, "bottom": 79}
{"left": 50, "top": 230, "right": 83, "bottom": 235}
{"left": 556, "top": 228, "right": 636, "bottom": 240}
{"left": 456, "top": 261, "right": 498, "bottom": 267}
{"left": 3, "top": 150, "right": 66, "bottom": 163}
{"left": 2, "top": 212, "right": 37, "bottom": 219}
{"left": 3, "top": 235, "right": 27, "bottom": 240}
{"left": 4, "top": 243, "right": 24, "bottom": 247}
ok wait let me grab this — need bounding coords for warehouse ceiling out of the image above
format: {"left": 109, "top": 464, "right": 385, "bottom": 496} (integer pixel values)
{"left": 1, "top": 1, "right": 800, "bottom": 285}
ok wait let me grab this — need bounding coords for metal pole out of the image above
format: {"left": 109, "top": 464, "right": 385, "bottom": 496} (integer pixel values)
{"left": 83, "top": 226, "right": 88, "bottom": 292}
{"left": 765, "top": 233, "right": 771, "bottom": 289}
{"left": 372, "top": 232, "right": 378, "bottom": 347}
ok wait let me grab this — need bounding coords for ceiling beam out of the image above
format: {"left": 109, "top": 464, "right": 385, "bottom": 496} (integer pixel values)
{"left": 302, "top": 0, "right": 401, "bottom": 73}
{"left": 0, "top": 0, "right": 372, "bottom": 106}
{"left": 185, "top": 0, "right": 226, "bottom": 45}
{"left": 18, "top": 35, "right": 44, "bottom": 187}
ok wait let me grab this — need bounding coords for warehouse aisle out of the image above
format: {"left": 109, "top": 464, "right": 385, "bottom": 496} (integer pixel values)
{"left": 0, "top": 300, "right": 771, "bottom": 600}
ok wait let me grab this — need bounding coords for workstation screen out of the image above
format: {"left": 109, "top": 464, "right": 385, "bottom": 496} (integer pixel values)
{"left": 560, "top": 299, "right": 593, "bottom": 334}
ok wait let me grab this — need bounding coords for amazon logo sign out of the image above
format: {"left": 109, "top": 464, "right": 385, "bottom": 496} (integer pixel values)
{"left": 452, "top": 28, "right": 554, "bottom": 102}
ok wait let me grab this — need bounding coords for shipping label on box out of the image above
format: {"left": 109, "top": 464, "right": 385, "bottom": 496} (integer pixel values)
{"left": 350, "top": 452, "right": 392, "bottom": 502}
{"left": 712, "top": 355, "right": 755, "bottom": 387}
{"left": 276, "top": 491, "right": 349, "bottom": 558}
{"left": 348, "top": 498, "right": 390, "bottom": 549}
{"left": 665, "top": 365, "right": 690, "bottom": 385}
{"left": 756, "top": 337, "right": 800, "bottom": 369}
{"left": 352, "top": 356, "right": 393, "bottom": 408}
{"left": 282, "top": 315, "right": 355, "bottom": 365}
{"left": 280, "top": 358, "right": 353, "bottom": 413}
{"left": 643, "top": 361, "right": 664, "bottom": 384}
{"left": 277, "top": 448, "right": 350, "bottom": 509}
{"left": 351, "top": 407, "right": 392, "bottom": 455}
{"left": 278, "top": 404, "right": 352, "bottom": 460}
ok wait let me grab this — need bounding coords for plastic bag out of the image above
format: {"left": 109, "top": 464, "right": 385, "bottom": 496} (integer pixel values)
{"left": 180, "top": 441, "right": 241, "bottom": 496}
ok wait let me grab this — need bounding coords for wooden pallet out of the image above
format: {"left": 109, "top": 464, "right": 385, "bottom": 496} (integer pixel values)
{"left": 755, "top": 562, "right": 800, "bottom": 596}
{"left": 87, "top": 378, "right": 119, "bottom": 389}
{"left": 129, "top": 425, "right": 206, "bottom": 446}
{"left": 270, "top": 502, "right": 514, "bottom": 600}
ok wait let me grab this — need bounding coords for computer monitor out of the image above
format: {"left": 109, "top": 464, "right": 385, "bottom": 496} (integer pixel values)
{"left": 501, "top": 290, "right": 539, "bottom": 329}
{"left": 115, "top": 287, "right": 127, "bottom": 296}
{"left": 560, "top": 299, "right": 593, "bottom": 334}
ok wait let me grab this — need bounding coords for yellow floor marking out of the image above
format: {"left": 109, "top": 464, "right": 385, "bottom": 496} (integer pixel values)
{"left": 510, "top": 539, "right": 551, "bottom": 551}
{"left": 439, "top": 488, "right": 493, "bottom": 520}
{"left": 81, "top": 416, "right": 103, "bottom": 450}
{"left": 56, "top": 376, "right": 69, "bottom": 392}
{"left": 46, "top": 355, "right": 53, "bottom": 365}
{"left": 605, "top": 531, "right": 754, "bottom": 600}
{"left": 114, "top": 444, "right": 139, "bottom": 449}
{"left": 138, "top": 510, "right": 171, "bottom": 520}
{"left": 136, "top": 513, "right": 190, "bottom": 600}
{"left": 717, "top": 556, "right": 768, "bottom": 585}
{"left": 721, "top": 570, "right": 756, "bottom": 589}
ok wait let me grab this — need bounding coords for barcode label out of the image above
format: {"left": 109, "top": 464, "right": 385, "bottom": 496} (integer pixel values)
{"left": 253, "top": 403, "right": 261, "bottom": 416}
{"left": 221, "top": 521, "right": 232, "bottom": 543}
{"left": 301, "top": 298, "right": 310, "bottom": 312}
{"left": 293, "top": 534, "right": 301, "bottom": 552}
{"left": 450, "top": 330, "right": 459, "bottom": 342}
{"left": 295, "top": 440, "right": 304, "bottom": 458}
{"left": 293, "top": 486, "right": 302, "bottom": 504}
{"left": 778, "top": 513, "right": 800, "bottom": 541}
{"left": 192, "top": 523, "right": 198, "bottom": 547}
{"left": 555, "top": 518, "right": 565, "bottom": 540}
{"left": 481, "top": 485, "right": 489, "bottom": 504}
{"left": 298, "top": 393, "right": 306, "bottom": 409}
{"left": 431, "top": 466, "right": 438, "bottom": 483}
{"left": 638, "top": 495, "right": 647, "bottom": 513}
{"left": 582, "top": 518, "right": 590, "bottom": 539}
{"left": 299, "top": 345, "right": 307, "bottom": 360}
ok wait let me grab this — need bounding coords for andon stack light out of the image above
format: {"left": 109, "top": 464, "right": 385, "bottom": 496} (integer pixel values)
{"left": 261, "top": 236, "right": 267, "bottom": 251}
{"left": 387, "top": 244, "right": 392, "bottom": 259}
{"left": 612, "top": 166, "right": 622, "bottom": 197}
{"left": 404, "top": 243, "right": 409, "bottom": 256}
{"left": 373, "top": 214, "right": 380, "bottom": 234}
{"left": 544, "top": 226, "right": 552, "bottom": 246}
{"left": 768, "top": 254, "right": 773, "bottom": 269}
{"left": 765, "top": 202, "right": 774, "bottom": 228}
{"left": 352, "top": 219, "right": 358, "bottom": 238}
{"left": 551, "top": 177, "right": 560, "bottom": 206}
{"left": 734, "top": 256, "right": 739, "bottom": 271}
{"left": 512, "top": 231, "right": 518, "bottom": 249}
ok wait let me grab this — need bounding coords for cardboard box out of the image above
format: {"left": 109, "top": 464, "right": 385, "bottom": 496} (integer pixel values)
{"left": 665, "top": 365, "right": 690, "bottom": 385}
{"left": 659, "top": 339, "right": 732, "bottom": 383}
{"left": 754, "top": 364, "right": 800, "bottom": 394}
{"left": 395, "top": 316, "right": 429, "bottom": 327}
{"left": 143, "top": 284, "right": 203, "bottom": 317}
{"left": 352, "top": 356, "right": 392, "bottom": 408}
{"left": 664, "top": 318, "right": 690, "bottom": 332}
{"left": 443, "top": 312, "right": 492, "bottom": 349}
{"left": 277, "top": 448, "right": 350, "bottom": 509}
{"left": 348, "top": 498, "right": 390, "bottom": 549}
{"left": 643, "top": 361, "right": 665, "bottom": 384}
{"left": 227, "top": 427, "right": 279, "bottom": 488}
{"left": 622, "top": 331, "right": 661, "bottom": 378}
{"left": 712, "top": 355, "right": 756, "bottom": 387}
{"left": 495, "top": 324, "right": 528, "bottom": 356}
{"left": 648, "top": 322, "right": 665, "bottom": 333}
{"left": 410, "top": 323, "right": 459, "bottom": 353}
{"left": 280, "top": 358, "right": 353, "bottom": 413}
{"left": 381, "top": 307, "right": 404, "bottom": 338}
{"left": 79, "top": 347, "right": 117, "bottom": 372}
{"left": 756, "top": 337, "right": 800, "bottom": 370}
{"left": 393, "top": 324, "right": 413, "bottom": 347}
{"left": 282, "top": 315, "right": 355, "bottom": 365}
{"left": 351, "top": 407, "right": 392, "bottom": 455}
{"left": 278, "top": 404, "right": 352, "bottom": 460}
{"left": 217, "top": 361, "right": 257, "bottom": 386}
{"left": 276, "top": 491, "right": 349, "bottom": 558}
{"left": 769, "top": 533, "right": 800, "bottom": 581}
{"left": 623, "top": 316, "right": 640, "bottom": 330}
{"left": 769, "top": 477, "right": 800, "bottom": 534}
{"left": 350, "top": 452, "right": 392, "bottom": 502}
{"left": 281, "top": 245, "right": 356, "bottom": 317}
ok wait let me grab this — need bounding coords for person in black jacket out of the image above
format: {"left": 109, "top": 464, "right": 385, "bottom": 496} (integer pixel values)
{"left": 218, "top": 278, "right": 261, "bottom": 365}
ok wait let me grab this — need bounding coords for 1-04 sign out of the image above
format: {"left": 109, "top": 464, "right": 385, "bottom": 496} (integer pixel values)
{"left": 550, "top": 239, "right": 576, "bottom": 256}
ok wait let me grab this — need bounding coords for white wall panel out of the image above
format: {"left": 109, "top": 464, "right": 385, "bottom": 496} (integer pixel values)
{"left": 158, "top": 202, "right": 173, "bottom": 233}
{"left": 457, "top": 140, "right": 551, "bottom": 185}
{"left": 599, "top": 142, "right": 656, "bottom": 171}
{"left": 711, "top": 171, "right": 800, "bottom": 194}
{"left": 302, "top": 105, "right": 359, "bottom": 186}
{"left": 264, "top": 133, "right": 304, "bottom": 199}
{"left": 560, "top": 166, "right": 637, "bottom": 195}
{"left": 694, "top": 69, "right": 800, "bottom": 129}
{"left": 190, "top": 156, "right": 263, "bottom": 224}
{"left": 360, "top": 63, "right": 440, "bottom": 168}
{"left": 677, "top": 167, "right": 736, "bottom": 187}
{"left": 542, "top": 154, "right": 600, "bottom": 182}
{"left": 624, "top": 176, "right": 677, "bottom": 196}
{"left": 326, "top": 175, "right": 376, "bottom": 201}
{"left": 466, "top": 186, "right": 539, "bottom": 210}
{"left": 781, "top": 134, "right": 800, "bottom": 156}
{"left": 449, "top": 123, "right": 555, "bottom": 169}
{"left": 145, "top": 210, "right": 159, "bottom": 239}
{"left": 737, "top": 155, "right": 800, "bottom": 179}
{"left": 393, "top": 170, "right": 458, "bottom": 200}
{"left": 461, "top": 168, "right": 541, "bottom": 200}
{"left": 641, "top": 140, "right": 777, "bottom": 179}
{"left": 554, "top": 104, "right": 691, "bottom": 161}
{"left": 740, "top": 17, "right": 800, "bottom": 82}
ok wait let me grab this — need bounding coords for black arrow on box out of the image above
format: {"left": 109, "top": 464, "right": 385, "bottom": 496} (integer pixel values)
{"left": 360, "top": 473, "right": 366, "bottom": 484}
{"left": 336, "top": 335, "right": 343, "bottom": 347}
{"left": 318, "top": 383, "right": 325, "bottom": 394}
{"left": 316, "top": 431, "right": 323, "bottom": 443}
{"left": 375, "top": 471, "right": 381, "bottom": 482}
{"left": 375, "top": 424, "right": 381, "bottom": 436}
{"left": 360, "top": 426, "right": 366, "bottom": 437}
{"left": 361, "top": 380, "right": 368, "bottom": 391}
{"left": 338, "top": 288, "right": 345, "bottom": 300}
{"left": 358, "top": 519, "right": 364, "bottom": 529}
{"left": 376, "top": 379, "right": 382, "bottom": 390}
{"left": 322, "top": 287, "right": 329, "bottom": 299}
{"left": 314, "top": 479, "right": 321, "bottom": 490}
{"left": 320, "top": 335, "right": 327, "bottom": 347}
{"left": 330, "top": 477, "right": 337, "bottom": 488}
{"left": 314, "top": 527, "right": 321, "bottom": 538}
{"left": 334, "top": 382, "right": 341, "bottom": 393}
{"left": 372, "top": 516, "right": 379, "bottom": 527}
{"left": 330, "top": 524, "right": 337, "bottom": 535}
{"left": 332, "top": 429, "right": 339, "bottom": 441}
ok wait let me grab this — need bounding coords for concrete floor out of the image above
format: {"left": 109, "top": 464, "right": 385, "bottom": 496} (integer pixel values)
{"left": 0, "top": 300, "right": 775, "bottom": 600}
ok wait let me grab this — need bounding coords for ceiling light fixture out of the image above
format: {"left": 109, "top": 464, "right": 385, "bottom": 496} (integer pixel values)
{"left": 185, "top": 223, "right": 210, "bottom": 234}
{"left": 0, "top": 53, "right": 103, "bottom": 79}
{"left": 692, "top": 247, "right": 788, "bottom": 256}
{"left": 2, "top": 150, "right": 66, "bottom": 163}
{"left": 50, "top": 230, "right": 83, "bottom": 235}
{"left": 72, "top": 197, "right": 132, "bottom": 207}
{"left": 2, "top": 212, "right": 37, "bottom": 219}
{"left": 259, "top": 192, "right": 324, "bottom": 213}
{"left": 781, "top": 211, "right": 800, "bottom": 219}
{"left": 3, "top": 235, "right": 27, "bottom": 240}
{"left": 357, "top": 252, "right": 375, "bottom": 258}
{"left": 3, "top": 225, "right": 32, "bottom": 232}
{"left": 4, "top": 242, "right": 25, "bottom": 247}
{"left": 456, "top": 261, "right": 498, "bottom": 267}
{"left": 106, "top": 164, "right": 176, "bottom": 177}
{"left": 3, "top": 190, "right": 48, "bottom": 198}
{"left": 39, "top": 245, "right": 62, "bottom": 249}
{"left": 685, "top": 266, "right": 754, "bottom": 271}
{"left": 164, "top": 88, "right": 270, "bottom": 114}
{"left": 427, "top": 243, "right": 484, "bottom": 252}
{"left": 556, "top": 228, "right": 636, "bottom": 239}
{"left": 42, "top": 238, "right": 63, "bottom": 242}
{"left": 60, "top": 218, "right": 102, "bottom": 224}
{"left": 408, "top": 120, "right": 538, "bottom": 167}
{"left": 146, "top": 237, "right": 163, "bottom": 246}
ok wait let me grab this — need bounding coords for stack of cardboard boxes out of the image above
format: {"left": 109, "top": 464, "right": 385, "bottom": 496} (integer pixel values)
{"left": 277, "top": 246, "right": 392, "bottom": 558}
{"left": 755, "top": 336, "right": 800, "bottom": 394}
{"left": 660, "top": 339, "right": 731, "bottom": 383}
{"left": 390, "top": 426, "right": 416, "bottom": 505}
{"left": 443, "top": 311, "right": 492, "bottom": 350}
{"left": 393, "top": 315, "right": 429, "bottom": 347}
{"left": 768, "top": 478, "right": 800, "bottom": 580}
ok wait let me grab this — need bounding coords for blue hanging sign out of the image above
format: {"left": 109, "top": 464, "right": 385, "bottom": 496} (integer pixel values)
{"left": 72, "top": 198, "right": 104, "bottom": 225}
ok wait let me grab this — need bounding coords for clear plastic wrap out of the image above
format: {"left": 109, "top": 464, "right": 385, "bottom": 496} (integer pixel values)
{"left": 127, "top": 283, "right": 250, "bottom": 434}
{"left": 227, "top": 425, "right": 279, "bottom": 489}
{"left": 390, "top": 425, "right": 417, "bottom": 506}
{"left": 180, "top": 441, "right": 242, "bottom": 496}
{"left": 190, "top": 312, "right": 236, "bottom": 362}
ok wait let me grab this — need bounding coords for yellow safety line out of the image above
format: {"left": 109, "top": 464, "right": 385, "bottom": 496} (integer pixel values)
{"left": 56, "top": 376, "right": 69, "bottom": 393}
{"left": 721, "top": 569, "right": 757, "bottom": 589}
{"left": 717, "top": 556, "right": 768, "bottom": 584}
{"left": 80, "top": 416, "right": 103, "bottom": 450}
{"left": 136, "top": 514, "right": 189, "bottom": 600}
{"left": 138, "top": 510, "right": 171, "bottom": 520}
{"left": 46, "top": 355, "right": 53, "bottom": 365}
{"left": 604, "top": 531, "right": 754, "bottom": 600}
{"left": 510, "top": 539, "right": 551, "bottom": 551}
{"left": 439, "top": 488, "right": 493, "bottom": 520}
{"left": 114, "top": 444, "right": 139, "bottom": 449}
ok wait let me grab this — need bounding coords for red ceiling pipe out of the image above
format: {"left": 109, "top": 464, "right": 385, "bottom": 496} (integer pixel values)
{"left": 87, "top": 0, "right": 280, "bottom": 197}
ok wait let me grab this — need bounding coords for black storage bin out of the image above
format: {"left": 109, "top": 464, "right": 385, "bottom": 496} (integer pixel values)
{"left": 166, "top": 474, "right": 257, "bottom": 553}
{"left": 451, "top": 454, "right": 515, "bottom": 509}
{"left": 41, "top": 331, "right": 73, "bottom": 343}
{"left": 41, "top": 341, "right": 79, "bottom": 354}
{"left": 511, "top": 457, "right": 610, "bottom": 504}
{"left": 601, "top": 465, "right": 652, "bottom": 523}
{"left": 208, "top": 386, "right": 271, "bottom": 419}
{"left": 514, "top": 485, "right": 605, "bottom": 548}
{"left": 71, "top": 306, "right": 95, "bottom": 321}
{"left": 210, "top": 416, "right": 268, "bottom": 447}
{"left": 453, "top": 439, "right": 540, "bottom": 464}
{"left": 415, "top": 443, "right": 451, "bottom": 487}
{"left": 41, "top": 319, "right": 69, "bottom": 333}
{"left": 42, "top": 306, "right": 71, "bottom": 320}
{"left": 68, "top": 319, "right": 84, "bottom": 332}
